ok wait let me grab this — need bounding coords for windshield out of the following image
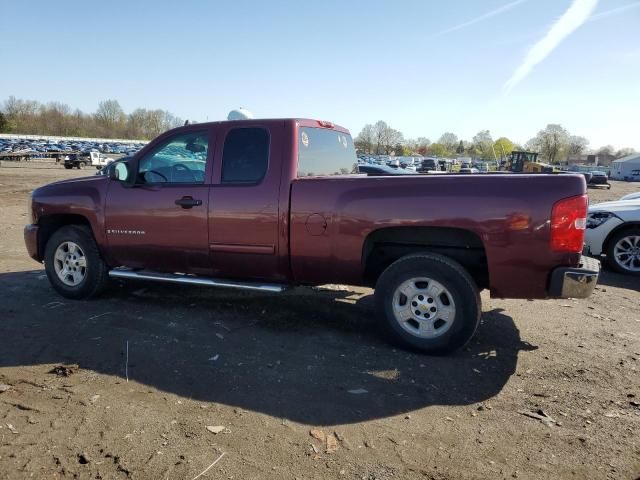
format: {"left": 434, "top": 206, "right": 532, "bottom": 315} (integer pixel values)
{"left": 297, "top": 127, "right": 358, "bottom": 177}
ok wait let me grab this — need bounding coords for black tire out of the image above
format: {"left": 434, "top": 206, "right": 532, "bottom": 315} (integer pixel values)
{"left": 605, "top": 228, "right": 640, "bottom": 276}
{"left": 374, "top": 253, "right": 481, "bottom": 355}
{"left": 44, "top": 225, "right": 110, "bottom": 299}
{"left": 77, "top": 162, "right": 86, "bottom": 170}
{"left": 64, "top": 164, "right": 73, "bottom": 170}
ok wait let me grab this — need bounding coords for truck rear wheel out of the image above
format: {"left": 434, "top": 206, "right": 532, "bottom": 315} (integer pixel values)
{"left": 64, "top": 164, "right": 73, "bottom": 170}
{"left": 44, "top": 225, "right": 109, "bottom": 299}
{"left": 374, "top": 253, "right": 481, "bottom": 354}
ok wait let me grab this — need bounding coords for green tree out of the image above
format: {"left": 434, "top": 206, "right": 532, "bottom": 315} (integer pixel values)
{"left": 428, "top": 143, "right": 447, "bottom": 157}
{"left": 394, "top": 143, "right": 409, "bottom": 156}
{"left": 493, "top": 137, "right": 514, "bottom": 160}
{"left": 456, "top": 140, "right": 464, "bottom": 154}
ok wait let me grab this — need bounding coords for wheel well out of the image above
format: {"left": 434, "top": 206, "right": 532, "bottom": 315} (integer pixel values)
{"left": 362, "top": 227, "right": 488, "bottom": 289}
{"left": 602, "top": 222, "right": 640, "bottom": 254}
{"left": 38, "top": 215, "right": 92, "bottom": 259}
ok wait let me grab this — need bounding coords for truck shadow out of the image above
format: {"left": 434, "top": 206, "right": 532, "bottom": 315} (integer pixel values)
{"left": 0, "top": 270, "right": 533, "bottom": 426}
{"left": 595, "top": 269, "right": 640, "bottom": 290}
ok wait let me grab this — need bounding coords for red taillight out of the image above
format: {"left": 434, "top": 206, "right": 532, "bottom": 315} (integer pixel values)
{"left": 316, "top": 120, "right": 334, "bottom": 128}
{"left": 550, "top": 194, "right": 588, "bottom": 252}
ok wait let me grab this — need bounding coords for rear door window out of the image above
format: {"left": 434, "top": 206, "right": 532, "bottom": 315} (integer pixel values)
{"left": 221, "top": 127, "right": 269, "bottom": 183}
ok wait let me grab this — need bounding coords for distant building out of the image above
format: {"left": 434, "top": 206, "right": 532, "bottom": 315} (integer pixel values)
{"left": 566, "top": 153, "right": 616, "bottom": 166}
{"left": 610, "top": 154, "right": 640, "bottom": 181}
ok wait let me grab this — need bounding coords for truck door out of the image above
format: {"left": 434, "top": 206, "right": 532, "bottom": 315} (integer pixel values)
{"left": 208, "top": 122, "right": 285, "bottom": 281}
{"left": 104, "top": 128, "right": 214, "bottom": 274}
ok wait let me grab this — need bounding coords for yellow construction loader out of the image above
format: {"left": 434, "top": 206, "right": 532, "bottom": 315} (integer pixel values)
{"left": 504, "top": 151, "right": 562, "bottom": 173}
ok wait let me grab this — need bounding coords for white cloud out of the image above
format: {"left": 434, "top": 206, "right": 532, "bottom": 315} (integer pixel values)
{"left": 504, "top": 0, "right": 598, "bottom": 92}
{"left": 435, "top": 0, "right": 528, "bottom": 36}
{"left": 588, "top": 1, "right": 640, "bottom": 22}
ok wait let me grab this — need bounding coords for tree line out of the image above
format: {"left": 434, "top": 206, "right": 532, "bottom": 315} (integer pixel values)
{"left": 0, "top": 96, "right": 183, "bottom": 140}
{"left": 355, "top": 121, "right": 636, "bottom": 163}
{"left": 0, "top": 97, "right": 636, "bottom": 160}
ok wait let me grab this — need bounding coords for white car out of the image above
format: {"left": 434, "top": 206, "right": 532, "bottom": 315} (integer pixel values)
{"left": 620, "top": 191, "right": 640, "bottom": 201}
{"left": 584, "top": 199, "right": 640, "bottom": 275}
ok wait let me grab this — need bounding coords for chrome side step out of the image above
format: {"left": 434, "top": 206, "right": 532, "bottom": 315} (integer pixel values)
{"left": 108, "top": 268, "right": 287, "bottom": 293}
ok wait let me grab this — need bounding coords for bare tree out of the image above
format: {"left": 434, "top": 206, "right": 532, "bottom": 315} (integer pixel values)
{"left": 597, "top": 145, "right": 614, "bottom": 156}
{"left": 0, "top": 111, "right": 9, "bottom": 132}
{"left": 415, "top": 137, "right": 431, "bottom": 155}
{"left": 383, "top": 128, "right": 403, "bottom": 155}
{"left": 472, "top": 130, "right": 494, "bottom": 160}
{"left": 567, "top": 135, "right": 589, "bottom": 155}
{"left": 372, "top": 121, "right": 389, "bottom": 154}
{"left": 371, "top": 121, "right": 404, "bottom": 155}
{"left": 438, "top": 132, "right": 458, "bottom": 153}
{"left": 527, "top": 124, "right": 569, "bottom": 163}
{"left": 1, "top": 96, "right": 186, "bottom": 139}
{"left": 615, "top": 147, "right": 636, "bottom": 158}
{"left": 355, "top": 124, "right": 375, "bottom": 153}
{"left": 95, "top": 99, "right": 126, "bottom": 135}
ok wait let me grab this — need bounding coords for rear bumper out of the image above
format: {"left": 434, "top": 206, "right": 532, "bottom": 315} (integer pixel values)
{"left": 24, "top": 224, "right": 41, "bottom": 262}
{"left": 548, "top": 255, "right": 600, "bottom": 299}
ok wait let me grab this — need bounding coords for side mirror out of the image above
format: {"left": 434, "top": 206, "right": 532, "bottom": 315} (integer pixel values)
{"left": 109, "top": 162, "right": 130, "bottom": 182}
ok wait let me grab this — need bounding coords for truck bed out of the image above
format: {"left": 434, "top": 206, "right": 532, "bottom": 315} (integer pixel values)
{"left": 290, "top": 173, "right": 586, "bottom": 298}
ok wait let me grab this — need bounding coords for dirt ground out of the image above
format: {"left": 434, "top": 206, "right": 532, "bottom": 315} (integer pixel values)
{"left": 0, "top": 162, "right": 639, "bottom": 480}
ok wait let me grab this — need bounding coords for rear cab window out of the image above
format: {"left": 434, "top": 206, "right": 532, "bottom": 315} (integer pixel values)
{"left": 297, "top": 127, "right": 358, "bottom": 177}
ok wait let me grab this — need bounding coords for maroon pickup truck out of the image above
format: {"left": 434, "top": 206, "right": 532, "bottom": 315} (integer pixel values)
{"left": 24, "top": 118, "right": 599, "bottom": 354}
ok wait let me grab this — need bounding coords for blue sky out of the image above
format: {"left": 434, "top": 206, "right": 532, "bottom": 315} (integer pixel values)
{"left": 1, "top": 0, "right": 639, "bottom": 149}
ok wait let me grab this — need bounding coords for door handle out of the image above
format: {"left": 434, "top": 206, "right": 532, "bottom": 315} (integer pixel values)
{"left": 175, "top": 196, "right": 202, "bottom": 209}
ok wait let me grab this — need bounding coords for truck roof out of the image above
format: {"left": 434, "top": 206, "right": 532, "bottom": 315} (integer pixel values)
{"left": 171, "top": 118, "right": 351, "bottom": 135}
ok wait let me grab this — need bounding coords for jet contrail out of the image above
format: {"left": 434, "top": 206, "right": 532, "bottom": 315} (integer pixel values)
{"left": 504, "top": 0, "right": 598, "bottom": 92}
{"left": 588, "top": 1, "right": 640, "bottom": 22}
{"left": 435, "top": 0, "right": 529, "bottom": 36}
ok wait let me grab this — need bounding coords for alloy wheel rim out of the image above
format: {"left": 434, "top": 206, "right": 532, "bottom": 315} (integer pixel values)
{"left": 392, "top": 277, "right": 456, "bottom": 339}
{"left": 613, "top": 235, "right": 640, "bottom": 272}
{"left": 53, "top": 241, "right": 87, "bottom": 286}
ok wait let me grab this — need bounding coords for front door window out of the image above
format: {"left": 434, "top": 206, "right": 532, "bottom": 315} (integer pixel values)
{"left": 138, "top": 131, "right": 209, "bottom": 184}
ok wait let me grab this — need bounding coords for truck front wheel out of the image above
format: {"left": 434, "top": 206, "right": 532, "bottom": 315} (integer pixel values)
{"left": 77, "top": 162, "right": 86, "bottom": 169}
{"left": 44, "top": 225, "right": 109, "bottom": 299}
{"left": 374, "top": 253, "right": 481, "bottom": 354}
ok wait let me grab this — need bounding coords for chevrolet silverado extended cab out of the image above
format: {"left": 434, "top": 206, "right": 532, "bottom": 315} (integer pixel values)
{"left": 24, "top": 118, "right": 600, "bottom": 354}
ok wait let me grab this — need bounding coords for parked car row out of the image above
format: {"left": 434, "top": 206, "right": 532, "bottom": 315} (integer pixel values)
{"left": 356, "top": 154, "right": 494, "bottom": 175}
{"left": 0, "top": 137, "right": 146, "bottom": 156}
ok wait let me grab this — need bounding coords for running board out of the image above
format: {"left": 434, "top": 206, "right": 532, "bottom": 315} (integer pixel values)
{"left": 108, "top": 269, "right": 287, "bottom": 293}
